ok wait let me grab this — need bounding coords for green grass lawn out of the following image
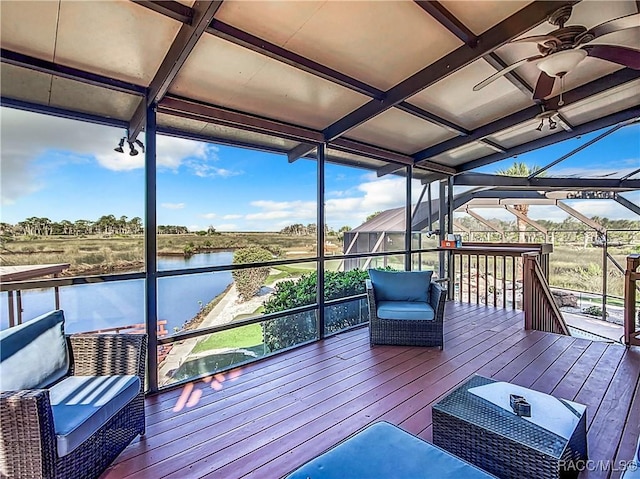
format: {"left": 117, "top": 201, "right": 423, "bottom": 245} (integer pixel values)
{"left": 191, "top": 323, "right": 263, "bottom": 354}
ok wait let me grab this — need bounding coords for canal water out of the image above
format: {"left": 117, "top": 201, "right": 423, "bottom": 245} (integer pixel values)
{"left": 0, "top": 252, "right": 234, "bottom": 334}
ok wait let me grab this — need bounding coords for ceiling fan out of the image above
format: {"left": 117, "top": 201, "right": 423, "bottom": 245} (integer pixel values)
{"left": 473, "top": 4, "right": 640, "bottom": 105}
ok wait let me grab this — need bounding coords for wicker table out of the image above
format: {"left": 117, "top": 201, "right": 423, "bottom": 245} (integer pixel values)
{"left": 432, "top": 375, "right": 587, "bottom": 479}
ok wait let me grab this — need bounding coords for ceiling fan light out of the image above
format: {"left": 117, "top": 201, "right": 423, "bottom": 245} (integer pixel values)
{"left": 538, "top": 49, "right": 587, "bottom": 77}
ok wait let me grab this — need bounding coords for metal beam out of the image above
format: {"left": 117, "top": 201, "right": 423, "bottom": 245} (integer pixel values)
{"left": 1, "top": 48, "right": 146, "bottom": 95}
{"left": 479, "top": 138, "right": 506, "bottom": 153}
{"left": 204, "top": 20, "right": 472, "bottom": 153}
{"left": 457, "top": 106, "right": 640, "bottom": 172}
{"left": 375, "top": 156, "right": 456, "bottom": 177}
{"left": 465, "top": 208, "right": 504, "bottom": 235}
{"left": 1, "top": 96, "right": 129, "bottom": 130}
{"left": 453, "top": 221, "right": 470, "bottom": 234}
{"left": 414, "top": 68, "right": 640, "bottom": 162}
{"left": 323, "top": 1, "right": 568, "bottom": 142}
{"left": 621, "top": 167, "right": 640, "bottom": 181}
{"left": 556, "top": 201, "right": 606, "bottom": 233}
{"left": 159, "top": 96, "right": 325, "bottom": 143}
{"left": 414, "top": 1, "right": 477, "bottom": 45}
{"left": 129, "top": 1, "right": 223, "bottom": 140}
{"left": 505, "top": 205, "right": 548, "bottom": 235}
{"left": 453, "top": 172, "right": 640, "bottom": 190}
{"left": 131, "top": 0, "right": 192, "bottom": 24}
{"left": 529, "top": 122, "right": 629, "bottom": 178}
{"left": 207, "top": 20, "right": 384, "bottom": 100}
{"left": 615, "top": 193, "right": 640, "bottom": 217}
{"left": 288, "top": 143, "right": 317, "bottom": 162}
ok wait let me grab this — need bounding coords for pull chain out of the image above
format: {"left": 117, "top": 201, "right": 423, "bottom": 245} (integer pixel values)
{"left": 558, "top": 76, "right": 565, "bottom": 107}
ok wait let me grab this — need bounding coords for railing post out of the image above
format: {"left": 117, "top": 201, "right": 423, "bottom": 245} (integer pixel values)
{"left": 522, "top": 252, "right": 536, "bottom": 330}
{"left": 624, "top": 254, "right": 640, "bottom": 346}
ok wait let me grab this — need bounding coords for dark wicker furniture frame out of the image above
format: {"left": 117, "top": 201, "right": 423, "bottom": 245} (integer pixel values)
{"left": 0, "top": 334, "right": 147, "bottom": 479}
{"left": 432, "top": 375, "right": 588, "bottom": 479}
{"left": 366, "top": 278, "right": 447, "bottom": 348}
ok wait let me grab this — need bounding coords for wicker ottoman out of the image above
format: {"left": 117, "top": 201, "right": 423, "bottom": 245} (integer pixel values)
{"left": 285, "top": 421, "right": 497, "bottom": 478}
{"left": 432, "top": 375, "right": 587, "bottom": 479}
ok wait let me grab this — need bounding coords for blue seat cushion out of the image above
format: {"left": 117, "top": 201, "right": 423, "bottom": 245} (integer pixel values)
{"left": 368, "top": 269, "right": 432, "bottom": 302}
{"left": 0, "top": 310, "right": 69, "bottom": 390}
{"left": 285, "top": 421, "right": 496, "bottom": 479}
{"left": 50, "top": 375, "right": 141, "bottom": 457}
{"left": 377, "top": 301, "right": 435, "bottom": 320}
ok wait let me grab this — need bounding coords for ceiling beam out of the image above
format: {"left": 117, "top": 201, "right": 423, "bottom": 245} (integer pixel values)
{"left": 456, "top": 106, "right": 640, "bottom": 172}
{"left": 556, "top": 201, "right": 606, "bottom": 233}
{"left": 414, "top": 1, "right": 477, "bottom": 46}
{"left": 159, "top": 96, "right": 324, "bottom": 143}
{"left": 130, "top": 0, "right": 192, "bottom": 24}
{"left": 453, "top": 172, "right": 640, "bottom": 190}
{"left": 464, "top": 208, "right": 505, "bottom": 235}
{"left": 614, "top": 193, "right": 640, "bottom": 217}
{"left": 0, "top": 48, "right": 146, "bottom": 95}
{"left": 529, "top": 121, "right": 629, "bottom": 178}
{"left": 129, "top": 1, "right": 223, "bottom": 140}
{"left": 322, "top": 1, "right": 569, "bottom": 142}
{"left": 414, "top": 68, "right": 640, "bottom": 162}
{"left": 479, "top": 138, "right": 506, "bottom": 153}
{"left": 287, "top": 143, "right": 317, "bottom": 163}
{"left": 207, "top": 20, "right": 384, "bottom": 100}
{"left": 206, "top": 18, "right": 471, "bottom": 160}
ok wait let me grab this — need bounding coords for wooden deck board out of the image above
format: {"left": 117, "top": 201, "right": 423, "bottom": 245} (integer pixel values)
{"left": 104, "top": 302, "right": 640, "bottom": 479}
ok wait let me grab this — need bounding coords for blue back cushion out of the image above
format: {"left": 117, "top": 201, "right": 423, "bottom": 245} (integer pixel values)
{"left": 0, "top": 310, "right": 70, "bottom": 390}
{"left": 368, "top": 269, "right": 432, "bottom": 302}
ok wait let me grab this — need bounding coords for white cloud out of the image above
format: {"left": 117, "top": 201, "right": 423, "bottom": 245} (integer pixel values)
{"left": 161, "top": 202, "right": 186, "bottom": 210}
{"left": 223, "top": 214, "right": 242, "bottom": 220}
{"left": 0, "top": 108, "right": 235, "bottom": 205}
{"left": 201, "top": 212, "right": 217, "bottom": 219}
{"left": 245, "top": 210, "right": 293, "bottom": 220}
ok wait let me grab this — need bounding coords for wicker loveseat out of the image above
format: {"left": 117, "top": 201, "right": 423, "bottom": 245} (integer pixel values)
{"left": 0, "top": 310, "right": 146, "bottom": 479}
{"left": 367, "top": 269, "right": 447, "bottom": 348}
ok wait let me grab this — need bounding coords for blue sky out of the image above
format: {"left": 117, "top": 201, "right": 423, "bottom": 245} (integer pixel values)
{"left": 1, "top": 107, "right": 638, "bottom": 231}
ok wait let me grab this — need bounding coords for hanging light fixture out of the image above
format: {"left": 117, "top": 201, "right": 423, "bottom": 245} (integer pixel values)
{"left": 114, "top": 137, "right": 125, "bottom": 153}
{"left": 128, "top": 141, "right": 138, "bottom": 156}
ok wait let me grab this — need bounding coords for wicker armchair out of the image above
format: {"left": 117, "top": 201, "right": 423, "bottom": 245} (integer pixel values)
{"left": 367, "top": 270, "right": 447, "bottom": 348}
{"left": 0, "top": 330, "right": 147, "bottom": 479}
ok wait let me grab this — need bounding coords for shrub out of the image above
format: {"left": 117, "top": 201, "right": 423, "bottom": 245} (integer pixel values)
{"left": 262, "top": 269, "right": 372, "bottom": 352}
{"left": 232, "top": 246, "right": 273, "bottom": 301}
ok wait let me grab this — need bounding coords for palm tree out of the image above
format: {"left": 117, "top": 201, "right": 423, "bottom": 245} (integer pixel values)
{"left": 495, "top": 162, "right": 542, "bottom": 242}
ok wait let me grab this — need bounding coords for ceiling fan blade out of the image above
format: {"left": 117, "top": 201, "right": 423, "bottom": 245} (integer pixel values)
{"left": 579, "top": 13, "right": 640, "bottom": 42}
{"left": 584, "top": 45, "right": 640, "bottom": 70}
{"left": 533, "top": 72, "right": 555, "bottom": 100}
{"left": 473, "top": 56, "right": 543, "bottom": 91}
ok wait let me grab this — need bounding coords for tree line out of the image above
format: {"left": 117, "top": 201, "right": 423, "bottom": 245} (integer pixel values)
{"left": 0, "top": 215, "right": 192, "bottom": 237}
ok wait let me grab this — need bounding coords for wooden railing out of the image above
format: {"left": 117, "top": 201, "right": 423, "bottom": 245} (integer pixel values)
{"left": 522, "top": 252, "right": 570, "bottom": 335}
{"left": 448, "top": 243, "right": 553, "bottom": 310}
{"left": 624, "top": 254, "right": 640, "bottom": 346}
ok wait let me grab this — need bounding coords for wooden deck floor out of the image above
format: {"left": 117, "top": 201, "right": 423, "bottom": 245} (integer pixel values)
{"left": 104, "top": 302, "right": 640, "bottom": 479}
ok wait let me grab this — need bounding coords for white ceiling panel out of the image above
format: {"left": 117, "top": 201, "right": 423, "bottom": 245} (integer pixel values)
{"left": 429, "top": 141, "right": 498, "bottom": 167}
{"left": 346, "top": 108, "right": 456, "bottom": 155}
{"left": 409, "top": 59, "right": 534, "bottom": 130}
{"left": 440, "top": 1, "right": 534, "bottom": 35}
{"left": 561, "top": 79, "right": 640, "bottom": 125}
{"left": 158, "top": 113, "right": 208, "bottom": 136}
{"left": 54, "top": 0, "right": 181, "bottom": 86}
{"left": 169, "top": 35, "right": 369, "bottom": 131}
{"left": 199, "top": 123, "right": 299, "bottom": 151}
{"left": 50, "top": 77, "right": 140, "bottom": 121}
{"left": 0, "top": 1, "right": 59, "bottom": 61}
{"left": 0, "top": 64, "right": 52, "bottom": 105}
{"left": 215, "top": 0, "right": 462, "bottom": 91}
